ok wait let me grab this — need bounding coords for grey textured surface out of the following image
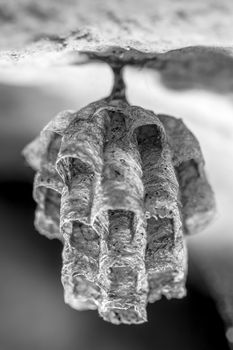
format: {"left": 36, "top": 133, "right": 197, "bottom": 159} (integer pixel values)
{"left": 0, "top": 0, "right": 232, "bottom": 97}
{"left": 0, "top": 0, "right": 233, "bottom": 93}
{"left": 1, "top": 0, "right": 233, "bottom": 52}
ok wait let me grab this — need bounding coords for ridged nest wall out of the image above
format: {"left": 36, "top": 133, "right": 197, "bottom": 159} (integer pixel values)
{"left": 23, "top": 97, "right": 215, "bottom": 324}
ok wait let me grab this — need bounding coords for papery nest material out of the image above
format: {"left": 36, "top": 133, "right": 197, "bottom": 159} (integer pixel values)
{"left": 23, "top": 97, "right": 215, "bottom": 324}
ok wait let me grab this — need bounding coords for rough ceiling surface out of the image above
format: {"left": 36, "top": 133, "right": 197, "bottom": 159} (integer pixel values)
{"left": 0, "top": 0, "right": 232, "bottom": 96}
{"left": 0, "top": 0, "right": 232, "bottom": 67}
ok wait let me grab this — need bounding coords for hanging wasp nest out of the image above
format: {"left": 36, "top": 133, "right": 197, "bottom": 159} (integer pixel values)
{"left": 23, "top": 68, "right": 215, "bottom": 325}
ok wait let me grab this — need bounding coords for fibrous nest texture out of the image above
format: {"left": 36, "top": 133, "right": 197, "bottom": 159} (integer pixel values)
{"left": 23, "top": 98, "right": 215, "bottom": 324}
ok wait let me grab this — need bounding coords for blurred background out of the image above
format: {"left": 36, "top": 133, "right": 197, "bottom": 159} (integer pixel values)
{"left": 0, "top": 62, "right": 232, "bottom": 350}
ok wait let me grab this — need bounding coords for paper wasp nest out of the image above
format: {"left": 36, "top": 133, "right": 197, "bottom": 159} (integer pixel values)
{"left": 23, "top": 97, "right": 215, "bottom": 324}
